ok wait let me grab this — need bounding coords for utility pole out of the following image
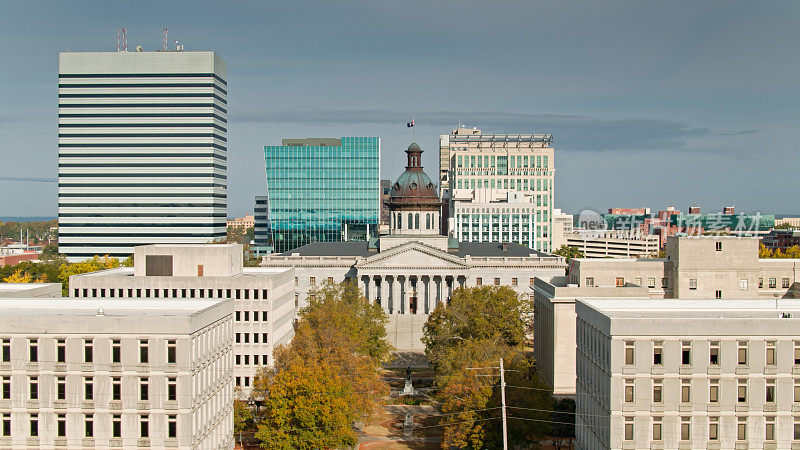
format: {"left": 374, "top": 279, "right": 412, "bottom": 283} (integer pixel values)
{"left": 500, "top": 358, "right": 508, "bottom": 450}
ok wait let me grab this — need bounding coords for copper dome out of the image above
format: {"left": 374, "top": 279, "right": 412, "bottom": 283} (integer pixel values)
{"left": 388, "top": 143, "right": 441, "bottom": 208}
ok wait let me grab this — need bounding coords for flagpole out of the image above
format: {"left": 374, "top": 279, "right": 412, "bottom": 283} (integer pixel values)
{"left": 412, "top": 113, "right": 416, "bottom": 142}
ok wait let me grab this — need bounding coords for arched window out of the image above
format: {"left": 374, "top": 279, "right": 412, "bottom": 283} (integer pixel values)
{"left": 397, "top": 213, "right": 402, "bottom": 229}
{"left": 415, "top": 213, "right": 420, "bottom": 229}
{"left": 426, "top": 214, "right": 431, "bottom": 229}
{"left": 408, "top": 213, "right": 413, "bottom": 229}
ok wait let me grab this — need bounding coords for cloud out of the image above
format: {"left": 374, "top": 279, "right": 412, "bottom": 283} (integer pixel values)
{"left": 231, "top": 108, "right": 716, "bottom": 152}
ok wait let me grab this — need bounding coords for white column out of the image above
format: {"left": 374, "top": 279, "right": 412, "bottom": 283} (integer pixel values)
{"left": 392, "top": 276, "right": 401, "bottom": 314}
{"left": 435, "top": 276, "right": 441, "bottom": 308}
{"left": 424, "top": 276, "right": 431, "bottom": 314}
{"left": 380, "top": 276, "right": 389, "bottom": 312}
{"left": 403, "top": 275, "right": 411, "bottom": 314}
{"left": 360, "top": 275, "right": 368, "bottom": 300}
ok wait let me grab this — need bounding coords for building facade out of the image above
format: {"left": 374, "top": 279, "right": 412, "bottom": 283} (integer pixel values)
{"left": 253, "top": 196, "right": 270, "bottom": 256}
{"left": 263, "top": 143, "right": 566, "bottom": 350}
{"left": 0, "top": 298, "right": 233, "bottom": 449}
{"left": 439, "top": 127, "right": 556, "bottom": 252}
{"left": 449, "top": 189, "right": 539, "bottom": 249}
{"left": 57, "top": 50, "right": 228, "bottom": 260}
{"left": 534, "top": 235, "right": 800, "bottom": 397}
{"left": 264, "top": 137, "right": 380, "bottom": 253}
{"left": 551, "top": 208, "right": 574, "bottom": 251}
{"left": 576, "top": 299, "right": 800, "bottom": 450}
{"left": 0, "top": 283, "right": 62, "bottom": 298}
{"left": 226, "top": 215, "right": 254, "bottom": 229}
{"left": 68, "top": 244, "right": 294, "bottom": 392}
{"left": 566, "top": 229, "right": 659, "bottom": 258}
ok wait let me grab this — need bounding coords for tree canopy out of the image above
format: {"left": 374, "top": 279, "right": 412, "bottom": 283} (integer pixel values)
{"left": 552, "top": 244, "right": 584, "bottom": 261}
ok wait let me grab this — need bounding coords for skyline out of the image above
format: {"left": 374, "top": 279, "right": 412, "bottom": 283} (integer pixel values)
{"left": 1, "top": 0, "right": 799, "bottom": 217}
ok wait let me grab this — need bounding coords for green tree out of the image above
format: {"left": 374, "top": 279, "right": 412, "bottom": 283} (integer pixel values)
{"left": 552, "top": 244, "right": 584, "bottom": 261}
{"left": 121, "top": 255, "right": 134, "bottom": 267}
{"left": 254, "top": 359, "right": 359, "bottom": 450}
{"left": 234, "top": 389, "right": 254, "bottom": 446}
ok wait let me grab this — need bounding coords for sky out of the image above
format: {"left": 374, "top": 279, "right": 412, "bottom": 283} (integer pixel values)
{"left": 1, "top": 0, "right": 798, "bottom": 218}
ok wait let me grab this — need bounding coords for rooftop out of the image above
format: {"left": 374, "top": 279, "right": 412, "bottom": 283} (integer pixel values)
{"left": 0, "top": 283, "right": 61, "bottom": 292}
{"left": 282, "top": 240, "right": 547, "bottom": 258}
{"left": 0, "top": 299, "right": 224, "bottom": 318}
{"left": 579, "top": 298, "right": 800, "bottom": 319}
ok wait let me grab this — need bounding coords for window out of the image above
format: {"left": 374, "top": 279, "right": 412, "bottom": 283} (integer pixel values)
{"left": 652, "top": 417, "right": 662, "bottom": 441}
{"left": 624, "top": 417, "right": 634, "bottom": 441}
{"left": 29, "top": 339, "right": 38, "bottom": 362}
{"left": 476, "top": 278, "right": 482, "bottom": 286}
{"left": 112, "top": 377, "right": 121, "bottom": 401}
{"left": 661, "top": 277, "right": 669, "bottom": 288}
{"left": 57, "top": 376, "right": 66, "bottom": 400}
{"left": 1, "top": 376, "right": 9, "bottom": 400}
{"left": 738, "top": 342, "right": 748, "bottom": 365}
{"left": 739, "top": 279, "right": 748, "bottom": 290}
{"left": 140, "top": 377, "right": 149, "bottom": 401}
{"left": 1, "top": 339, "right": 9, "bottom": 363}
{"left": 758, "top": 277, "right": 764, "bottom": 288}
{"left": 57, "top": 414, "right": 66, "bottom": 437}
{"left": 139, "top": 339, "right": 149, "bottom": 363}
{"left": 653, "top": 379, "right": 663, "bottom": 403}
{"left": 689, "top": 278, "right": 697, "bottom": 290}
{"left": 681, "top": 342, "right": 691, "bottom": 365}
{"left": 140, "top": 415, "right": 149, "bottom": 438}
{"left": 616, "top": 277, "right": 624, "bottom": 287}
{"left": 737, "top": 416, "right": 747, "bottom": 440}
{"left": 112, "top": 339, "right": 121, "bottom": 363}
{"left": 769, "top": 278, "right": 777, "bottom": 288}
{"left": 795, "top": 417, "right": 800, "bottom": 441}
{"left": 30, "top": 414, "right": 38, "bottom": 437}
{"left": 84, "top": 339, "right": 93, "bottom": 363}
{"left": 112, "top": 415, "right": 122, "bottom": 438}
{"left": 1, "top": 414, "right": 8, "bottom": 437}
{"left": 766, "top": 416, "right": 775, "bottom": 441}
{"left": 84, "top": 414, "right": 93, "bottom": 437}
{"left": 84, "top": 377, "right": 93, "bottom": 400}
{"left": 783, "top": 278, "right": 791, "bottom": 288}
{"left": 29, "top": 376, "right": 38, "bottom": 400}
{"left": 634, "top": 277, "right": 642, "bottom": 286}
{"left": 585, "top": 277, "right": 594, "bottom": 287}
{"left": 710, "top": 342, "right": 720, "bottom": 365}
{"left": 624, "top": 379, "right": 634, "bottom": 402}
{"left": 648, "top": 277, "right": 656, "bottom": 288}
{"left": 625, "top": 341, "right": 634, "bottom": 365}
{"left": 680, "top": 417, "right": 691, "bottom": 441}
{"left": 766, "top": 379, "right": 776, "bottom": 403}
{"left": 167, "top": 415, "right": 177, "bottom": 438}
{"left": 709, "top": 416, "right": 719, "bottom": 441}
{"left": 310, "top": 277, "right": 315, "bottom": 285}
{"left": 327, "top": 277, "right": 333, "bottom": 283}
{"left": 737, "top": 380, "right": 747, "bottom": 402}
{"left": 511, "top": 278, "right": 517, "bottom": 286}
{"left": 56, "top": 339, "right": 66, "bottom": 363}
{"left": 167, "top": 379, "right": 176, "bottom": 401}
{"left": 795, "top": 341, "right": 800, "bottom": 364}
{"left": 653, "top": 342, "right": 663, "bottom": 365}
{"left": 167, "top": 340, "right": 177, "bottom": 364}
{"left": 681, "top": 379, "right": 691, "bottom": 403}
{"left": 493, "top": 278, "right": 500, "bottom": 286}
{"left": 709, "top": 379, "right": 719, "bottom": 403}
{"left": 145, "top": 254, "right": 172, "bottom": 276}
{"left": 716, "top": 241, "right": 722, "bottom": 251}
{"left": 715, "top": 289, "right": 722, "bottom": 299}
{"left": 529, "top": 277, "right": 535, "bottom": 286}
{"left": 767, "top": 342, "right": 776, "bottom": 366}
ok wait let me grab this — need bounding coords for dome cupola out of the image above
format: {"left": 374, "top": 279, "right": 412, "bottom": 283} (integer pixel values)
{"left": 387, "top": 143, "right": 442, "bottom": 235}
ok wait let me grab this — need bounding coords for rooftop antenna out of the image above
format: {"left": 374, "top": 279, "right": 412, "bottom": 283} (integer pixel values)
{"left": 163, "top": 28, "right": 168, "bottom": 51}
{"left": 117, "top": 27, "right": 127, "bottom": 52}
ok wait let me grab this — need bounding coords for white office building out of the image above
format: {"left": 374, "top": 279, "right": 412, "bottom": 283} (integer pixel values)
{"left": 576, "top": 299, "right": 800, "bottom": 450}
{"left": 0, "top": 298, "right": 233, "bottom": 449}
{"left": 58, "top": 50, "right": 228, "bottom": 260}
{"left": 68, "top": 244, "right": 295, "bottom": 392}
{"left": 449, "top": 189, "right": 539, "bottom": 249}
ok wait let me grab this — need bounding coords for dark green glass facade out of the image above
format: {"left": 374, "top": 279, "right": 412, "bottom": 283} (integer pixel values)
{"left": 264, "top": 137, "right": 380, "bottom": 253}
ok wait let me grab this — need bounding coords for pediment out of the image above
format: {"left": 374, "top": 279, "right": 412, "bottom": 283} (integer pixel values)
{"left": 357, "top": 242, "right": 467, "bottom": 269}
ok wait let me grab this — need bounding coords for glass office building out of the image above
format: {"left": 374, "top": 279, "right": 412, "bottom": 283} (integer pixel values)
{"left": 264, "top": 137, "right": 380, "bottom": 253}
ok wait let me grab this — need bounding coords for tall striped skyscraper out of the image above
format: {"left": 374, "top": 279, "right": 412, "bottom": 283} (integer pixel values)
{"left": 58, "top": 51, "right": 228, "bottom": 260}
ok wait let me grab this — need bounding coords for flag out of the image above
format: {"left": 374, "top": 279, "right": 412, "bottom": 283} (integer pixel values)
{"left": 406, "top": 118, "right": 414, "bottom": 127}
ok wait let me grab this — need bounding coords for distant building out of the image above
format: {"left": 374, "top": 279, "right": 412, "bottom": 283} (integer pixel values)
{"left": 262, "top": 143, "right": 566, "bottom": 350}
{"left": 566, "top": 229, "right": 659, "bottom": 258}
{"left": 0, "top": 249, "right": 40, "bottom": 267}
{"left": 0, "top": 298, "right": 233, "bottom": 449}
{"left": 380, "top": 179, "right": 392, "bottom": 228}
{"left": 253, "top": 196, "right": 270, "bottom": 256}
{"left": 68, "top": 244, "right": 294, "bottom": 392}
{"left": 226, "top": 215, "right": 254, "bottom": 229}
{"left": 775, "top": 217, "right": 800, "bottom": 228}
{"left": 576, "top": 298, "right": 800, "bottom": 450}
{"left": 439, "top": 127, "right": 556, "bottom": 252}
{"left": 608, "top": 207, "right": 650, "bottom": 215}
{"left": 449, "top": 189, "right": 539, "bottom": 249}
{"left": 57, "top": 50, "right": 228, "bottom": 260}
{"left": 762, "top": 229, "right": 800, "bottom": 250}
{"left": 534, "top": 235, "right": 800, "bottom": 397}
{"left": 264, "top": 137, "right": 380, "bottom": 253}
{"left": 550, "top": 208, "right": 574, "bottom": 250}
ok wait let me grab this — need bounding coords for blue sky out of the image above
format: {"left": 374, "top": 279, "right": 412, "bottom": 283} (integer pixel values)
{"left": 1, "top": 0, "right": 798, "bottom": 217}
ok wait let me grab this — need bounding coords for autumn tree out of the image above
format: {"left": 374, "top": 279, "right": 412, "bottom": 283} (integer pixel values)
{"left": 233, "top": 389, "right": 254, "bottom": 446}
{"left": 552, "top": 244, "right": 584, "bottom": 261}
{"left": 252, "top": 280, "right": 391, "bottom": 449}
